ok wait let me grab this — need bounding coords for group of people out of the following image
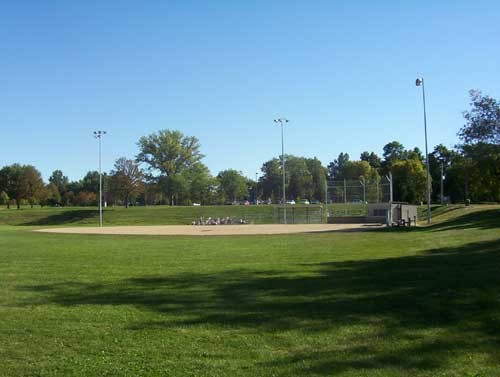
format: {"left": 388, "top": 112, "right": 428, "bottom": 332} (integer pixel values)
{"left": 191, "top": 216, "right": 247, "bottom": 226}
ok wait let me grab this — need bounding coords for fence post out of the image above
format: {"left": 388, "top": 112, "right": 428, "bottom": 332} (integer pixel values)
{"left": 344, "top": 179, "right": 347, "bottom": 215}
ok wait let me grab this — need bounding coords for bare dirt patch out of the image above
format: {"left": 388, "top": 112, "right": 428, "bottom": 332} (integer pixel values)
{"left": 35, "top": 223, "right": 382, "bottom": 236}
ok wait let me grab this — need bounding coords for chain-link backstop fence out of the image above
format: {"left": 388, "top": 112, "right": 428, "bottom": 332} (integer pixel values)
{"left": 326, "top": 176, "right": 392, "bottom": 217}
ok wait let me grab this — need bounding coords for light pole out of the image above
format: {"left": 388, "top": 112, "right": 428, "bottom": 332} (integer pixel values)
{"left": 274, "top": 118, "right": 289, "bottom": 224}
{"left": 416, "top": 78, "right": 431, "bottom": 224}
{"left": 255, "top": 172, "right": 258, "bottom": 204}
{"left": 93, "top": 130, "right": 106, "bottom": 227}
{"left": 440, "top": 159, "right": 445, "bottom": 205}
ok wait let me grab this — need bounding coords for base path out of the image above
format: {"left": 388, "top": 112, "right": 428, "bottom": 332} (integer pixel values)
{"left": 36, "top": 223, "right": 383, "bottom": 236}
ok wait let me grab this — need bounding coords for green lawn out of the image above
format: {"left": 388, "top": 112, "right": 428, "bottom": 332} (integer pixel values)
{"left": 0, "top": 206, "right": 499, "bottom": 376}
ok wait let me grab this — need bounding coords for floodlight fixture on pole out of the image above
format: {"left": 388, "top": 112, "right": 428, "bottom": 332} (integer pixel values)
{"left": 93, "top": 130, "right": 107, "bottom": 227}
{"left": 274, "top": 118, "right": 289, "bottom": 224}
{"left": 415, "top": 77, "right": 431, "bottom": 224}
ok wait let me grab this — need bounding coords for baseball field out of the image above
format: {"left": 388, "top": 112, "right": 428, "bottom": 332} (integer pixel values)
{"left": 0, "top": 204, "right": 499, "bottom": 376}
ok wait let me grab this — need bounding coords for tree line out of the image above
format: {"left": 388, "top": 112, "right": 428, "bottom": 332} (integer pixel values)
{"left": 1, "top": 90, "right": 499, "bottom": 208}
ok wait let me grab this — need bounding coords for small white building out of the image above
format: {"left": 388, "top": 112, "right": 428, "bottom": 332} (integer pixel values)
{"left": 368, "top": 202, "right": 418, "bottom": 225}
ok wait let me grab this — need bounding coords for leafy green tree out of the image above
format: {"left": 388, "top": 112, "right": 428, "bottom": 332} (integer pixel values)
{"left": 137, "top": 130, "right": 203, "bottom": 176}
{"left": 383, "top": 141, "right": 405, "bottom": 162}
{"left": 182, "top": 163, "right": 216, "bottom": 205}
{"left": 81, "top": 171, "right": 100, "bottom": 193}
{"left": 260, "top": 158, "right": 282, "bottom": 201}
{"left": 428, "top": 144, "right": 456, "bottom": 201}
{"left": 327, "top": 152, "right": 349, "bottom": 180}
{"left": 407, "top": 147, "right": 424, "bottom": 162}
{"left": 49, "top": 170, "right": 69, "bottom": 197}
{"left": 305, "top": 157, "right": 328, "bottom": 201}
{"left": 391, "top": 158, "right": 428, "bottom": 203}
{"left": 286, "top": 156, "right": 313, "bottom": 200}
{"left": 66, "top": 181, "right": 83, "bottom": 195}
{"left": 109, "top": 158, "right": 143, "bottom": 208}
{"left": 0, "top": 191, "right": 9, "bottom": 207}
{"left": 341, "top": 160, "right": 378, "bottom": 180}
{"left": 459, "top": 90, "right": 500, "bottom": 144}
{"left": 454, "top": 90, "right": 500, "bottom": 202}
{"left": 38, "top": 183, "right": 59, "bottom": 207}
{"left": 20, "top": 165, "right": 44, "bottom": 208}
{"left": 136, "top": 129, "right": 204, "bottom": 204}
{"left": 161, "top": 174, "right": 190, "bottom": 206}
{"left": 360, "top": 151, "right": 381, "bottom": 170}
{"left": 217, "top": 169, "right": 248, "bottom": 203}
{"left": 461, "top": 143, "right": 500, "bottom": 202}
{"left": 0, "top": 164, "right": 25, "bottom": 209}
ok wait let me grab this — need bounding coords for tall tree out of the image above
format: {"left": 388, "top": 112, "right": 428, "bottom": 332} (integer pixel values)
{"left": 260, "top": 158, "right": 282, "bottom": 201}
{"left": 406, "top": 147, "right": 424, "bottom": 162}
{"left": 327, "top": 152, "right": 350, "bottom": 180}
{"left": 49, "top": 170, "right": 69, "bottom": 197}
{"left": 81, "top": 171, "right": 100, "bottom": 193}
{"left": 182, "top": 163, "right": 216, "bottom": 205}
{"left": 0, "top": 191, "right": 9, "bottom": 208}
{"left": 456, "top": 90, "right": 500, "bottom": 202}
{"left": 305, "top": 157, "right": 327, "bottom": 201}
{"left": 360, "top": 151, "right": 381, "bottom": 170}
{"left": 136, "top": 130, "right": 204, "bottom": 176}
{"left": 217, "top": 169, "right": 248, "bottom": 203}
{"left": 0, "top": 164, "right": 25, "bottom": 209}
{"left": 391, "top": 158, "right": 427, "bottom": 203}
{"left": 382, "top": 141, "right": 405, "bottom": 162}
{"left": 428, "top": 144, "right": 455, "bottom": 201}
{"left": 136, "top": 129, "right": 204, "bottom": 204}
{"left": 341, "top": 160, "right": 378, "bottom": 180}
{"left": 39, "top": 183, "right": 61, "bottom": 207}
{"left": 286, "top": 156, "right": 313, "bottom": 200}
{"left": 109, "top": 158, "right": 143, "bottom": 208}
{"left": 20, "top": 165, "right": 44, "bottom": 208}
{"left": 459, "top": 90, "right": 500, "bottom": 144}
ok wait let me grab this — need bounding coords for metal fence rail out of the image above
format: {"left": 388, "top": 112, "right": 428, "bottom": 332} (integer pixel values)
{"left": 327, "top": 177, "right": 392, "bottom": 205}
{"left": 273, "top": 206, "right": 324, "bottom": 224}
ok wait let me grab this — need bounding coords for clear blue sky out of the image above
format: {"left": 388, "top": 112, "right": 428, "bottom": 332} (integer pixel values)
{"left": 1, "top": 1, "right": 499, "bottom": 181}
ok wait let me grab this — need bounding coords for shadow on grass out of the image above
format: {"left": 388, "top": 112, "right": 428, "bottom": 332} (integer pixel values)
{"left": 21, "top": 238, "right": 500, "bottom": 375}
{"left": 21, "top": 209, "right": 98, "bottom": 226}
{"left": 429, "top": 208, "right": 500, "bottom": 232}
{"left": 375, "top": 208, "right": 500, "bottom": 234}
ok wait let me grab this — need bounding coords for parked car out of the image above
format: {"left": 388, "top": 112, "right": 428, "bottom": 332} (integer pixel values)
{"left": 192, "top": 203, "right": 201, "bottom": 206}
{"left": 351, "top": 199, "right": 367, "bottom": 204}
{"left": 310, "top": 199, "right": 320, "bottom": 205}
{"left": 298, "top": 199, "right": 310, "bottom": 205}
{"left": 285, "top": 200, "right": 296, "bottom": 205}
{"left": 241, "top": 200, "right": 250, "bottom": 206}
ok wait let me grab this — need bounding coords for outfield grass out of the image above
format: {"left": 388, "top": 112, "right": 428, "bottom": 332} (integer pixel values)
{"left": 0, "top": 206, "right": 499, "bottom": 376}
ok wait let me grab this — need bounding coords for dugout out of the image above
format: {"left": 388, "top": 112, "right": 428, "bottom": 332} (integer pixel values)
{"left": 367, "top": 202, "right": 418, "bottom": 226}
{"left": 327, "top": 202, "right": 418, "bottom": 226}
